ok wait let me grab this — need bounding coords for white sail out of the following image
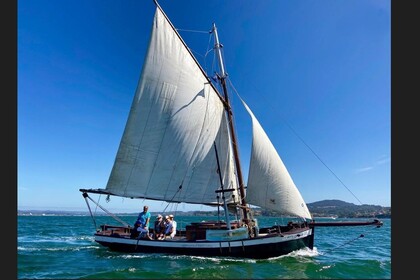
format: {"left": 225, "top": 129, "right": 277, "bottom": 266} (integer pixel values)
{"left": 241, "top": 100, "right": 312, "bottom": 220}
{"left": 105, "top": 7, "right": 239, "bottom": 205}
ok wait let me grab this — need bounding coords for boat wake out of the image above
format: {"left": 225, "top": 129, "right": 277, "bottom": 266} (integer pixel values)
{"left": 188, "top": 255, "right": 257, "bottom": 263}
{"left": 267, "top": 246, "right": 319, "bottom": 261}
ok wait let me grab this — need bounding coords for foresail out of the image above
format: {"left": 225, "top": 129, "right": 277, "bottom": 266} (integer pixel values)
{"left": 241, "top": 100, "right": 312, "bottom": 220}
{"left": 105, "top": 7, "right": 239, "bottom": 206}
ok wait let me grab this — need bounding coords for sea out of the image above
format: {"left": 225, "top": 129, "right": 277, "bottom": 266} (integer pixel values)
{"left": 17, "top": 214, "right": 391, "bottom": 279}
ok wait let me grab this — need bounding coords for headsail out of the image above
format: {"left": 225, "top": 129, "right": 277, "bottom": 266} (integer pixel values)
{"left": 241, "top": 100, "right": 312, "bottom": 220}
{"left": 105, "top": 7, "right": 239, "bottom": 206}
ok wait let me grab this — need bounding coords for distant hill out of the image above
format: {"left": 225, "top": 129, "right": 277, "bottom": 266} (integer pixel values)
{"left": 254, "top": 199, "right": 390, "bottom": 218}
{"left": 18, "top": 199, "right": 391, "bottom": 218}
{"left": 306, "top": 199, "right": 391, "bottom": 218}
{"left": 308, "top": 199, "right": 355, "bottom": 208}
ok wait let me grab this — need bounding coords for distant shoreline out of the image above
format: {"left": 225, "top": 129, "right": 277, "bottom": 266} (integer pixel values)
{"left": 17, "top": 210, "right": 391, "bottom": 219}
{"left": 17, "top": 209, "right": 217, "bottom": 217}
{"left": 18, "top": 199, "right": 391, "bottom": 218}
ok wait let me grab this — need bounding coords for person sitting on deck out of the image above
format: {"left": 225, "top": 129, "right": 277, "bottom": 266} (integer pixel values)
{"left": 164, "top": 214, "right": 177, "bottom": 239}
{"left": 162, "top": 215, "right": 170, "bottom": 237}
{"left": 153, "top": 214, "right": 165, "bottom": 240}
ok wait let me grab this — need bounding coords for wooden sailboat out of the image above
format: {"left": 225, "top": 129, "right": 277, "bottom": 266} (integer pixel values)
{"left": 79, "top": 0, "right": 382, "bottom": 259}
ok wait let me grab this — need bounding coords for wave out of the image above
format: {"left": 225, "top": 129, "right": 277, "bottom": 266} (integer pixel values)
{"left": 18, "top": 245, "right": 100, "bottom": 252}
{"left": 18, "top": 235, "right": 95, "bottom": 244}
{"left": 266, "top": 246, "right": 320, "bottom": 261}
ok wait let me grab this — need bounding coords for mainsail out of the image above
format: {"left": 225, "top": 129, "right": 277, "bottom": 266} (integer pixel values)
{"left": 105, "top": 7, "right": 239, "bottom": 205}
{"left": 241, "top": 100, "right": 312, "bottom": 220}
{"left": 105, "top": 5, "right": 310, "bottom": 219}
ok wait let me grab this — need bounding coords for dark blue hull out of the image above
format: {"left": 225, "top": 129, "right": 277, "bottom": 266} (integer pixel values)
{"left": 95, "top": 230, "right": 314, "bottom": 259}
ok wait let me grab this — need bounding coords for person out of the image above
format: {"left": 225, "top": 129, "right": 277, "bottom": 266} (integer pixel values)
{"left": 163, "top": 215, "right": 171, "bottom": 239}
{"left": 132, "top": 205, "right": 151, "bottom": 239}
{"left": 164, "top": 214, "right": 177, "bottom": 239}
{"left": 153, "top": 214, "right": 165, "bottom": 240}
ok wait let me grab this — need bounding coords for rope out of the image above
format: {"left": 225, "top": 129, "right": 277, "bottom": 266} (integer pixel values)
{"left": 217, "top": 194, "right": 221, "bottom": 223}
{"left": 203, "top": 32, "right": 214, "bottom": 76}
{"left": 320, "top": 224, "right": 380, "bottom": 255}
{"left": 85, "top": 195, "right": 130, "bottom": 227}
{"left": 83, "top": 194, "right": 97, "bottom": 231}
{"left": 183, "top": 32, "right": 214, "bottom": 80}
{"left": 226, "top": 78, "right": 364, "bottom": 205}
{"left": 176, "top": 28, "right": 210, "bottom": 34}
{"left": 174, "top": 28, "right": 212, "bottom": 75}
{"left": 135, "top": 238, "right": 140, "bottom": 251}
{"left": 175, "top": 29, "right": 214, "bottom": 83}
{"left": 161, "top": 184, "right": 183, "bottom": 215}
{"left": 281, "top": 121, "right": 364, "bottom": 205}
{"left": 320, "top": 234, "right": 365, "bottom": 255}
{"left": 93, "top": 194, "right": 101, "bottom": 216}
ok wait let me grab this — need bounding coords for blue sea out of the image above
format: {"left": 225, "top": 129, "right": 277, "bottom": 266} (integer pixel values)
{"left": 17, "top": 215, "right": 390, "bottom": 279}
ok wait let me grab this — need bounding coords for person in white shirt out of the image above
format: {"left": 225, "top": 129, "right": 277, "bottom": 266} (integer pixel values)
{"left": 164, "top": 214, "right": 177, "bottom": 239}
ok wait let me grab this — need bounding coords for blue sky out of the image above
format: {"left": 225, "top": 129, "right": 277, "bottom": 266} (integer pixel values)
{"left": 18, "top": 0, "right": 390, "bottom": 213}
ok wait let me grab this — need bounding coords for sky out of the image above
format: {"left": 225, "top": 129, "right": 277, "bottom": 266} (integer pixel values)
{"left": 18, "top": 0, "right": 390, "bottom": 213}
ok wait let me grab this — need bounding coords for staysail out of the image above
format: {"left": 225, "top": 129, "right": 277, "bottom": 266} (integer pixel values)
{"left": 105, "top": 7, "right": 239, "bottom": 205}
{"left": 241, "top": 100, "right": 312, "bottom": 220}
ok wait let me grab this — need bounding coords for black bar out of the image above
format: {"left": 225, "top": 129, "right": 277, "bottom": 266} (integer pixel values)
{"left": 215, "top": 188, "right": 236, "bottom": 193}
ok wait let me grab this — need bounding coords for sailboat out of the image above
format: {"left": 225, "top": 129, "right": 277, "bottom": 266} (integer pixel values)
{"left": 79, "top": 0, "right": 382, "bottom": 259}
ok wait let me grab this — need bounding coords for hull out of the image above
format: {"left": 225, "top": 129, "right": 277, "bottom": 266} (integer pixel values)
{"left": 94, "top": 228, "right": 314, "bottom": 259}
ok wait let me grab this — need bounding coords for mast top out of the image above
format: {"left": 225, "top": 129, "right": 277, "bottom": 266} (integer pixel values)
{"left": 211, "top": 23, "right": 227, "bottom": 79}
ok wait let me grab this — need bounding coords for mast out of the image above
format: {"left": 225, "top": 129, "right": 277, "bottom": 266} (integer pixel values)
{"left": 212, "top": 23, "right": 249, "bottom": 223}
{"left": 213, "top": 142, "right": 232, "bottom": 228}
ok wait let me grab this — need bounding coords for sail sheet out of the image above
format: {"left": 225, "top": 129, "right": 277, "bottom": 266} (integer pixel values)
{"left": 241, "top": 100, "right": 312, "bottom": 220}
{"left": 105, "top": 7, "right": 239, "bottom": 205}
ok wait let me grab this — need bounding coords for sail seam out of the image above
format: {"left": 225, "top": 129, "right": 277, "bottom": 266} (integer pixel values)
{"left": 122, "top": 80, "right": 154, "bottom": 196}
{"left": 145, "top": 80, "right": 177, "bottom": 200}
{"left": 182, "top": 84, "right": 215, "bottom": 203}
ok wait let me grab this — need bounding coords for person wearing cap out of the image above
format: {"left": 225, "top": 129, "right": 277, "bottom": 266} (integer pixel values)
{"left": 131, "top": 205, "right": 152, "bottom": 239}
{"left": 153, "top": 214, "right": 165, "bottom": 240}
{"left": 164, "top": 214, "right": 177, "bottom": 239}
{"left": 162, "top": 215, "right": 170, "bottom": 237}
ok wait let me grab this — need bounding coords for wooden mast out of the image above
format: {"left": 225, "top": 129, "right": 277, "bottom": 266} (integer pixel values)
{"left": 212, "top": 23, "right": 249, "bottom": 223}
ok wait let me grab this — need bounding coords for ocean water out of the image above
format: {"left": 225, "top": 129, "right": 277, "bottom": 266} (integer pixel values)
{"left": 17, "top": 215, "right": 390, "bottom": 279}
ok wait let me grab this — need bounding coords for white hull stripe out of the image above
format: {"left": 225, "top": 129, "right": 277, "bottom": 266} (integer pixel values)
{"left": 95, "top": 229, "right": 312, "bottom": 249}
